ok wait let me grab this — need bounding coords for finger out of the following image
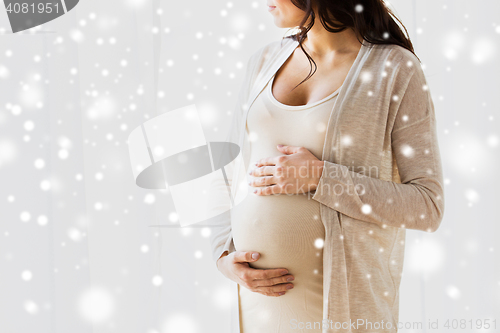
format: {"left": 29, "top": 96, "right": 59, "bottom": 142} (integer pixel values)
{"left": 251, "top": 165, "right": 274, "bottom": 177}
{"left": 255, "top": 184, "right": 282, "bottom": 196}
{"left": 255, "top": 156, "right": 278, "bottom": 167}
{"left": 250, "top": 176, "right": 276, "bottom": 187}
{"left": 253, "top": 274, "right": 295, "bottom": 287}
{"left": 253, "top": 283, "right": 294, "bottom": 297}
{"left": 263, "top": 166, "right": 276, "bottom": 176}
{"left": 233, "top": 251, "right": 260, "bottom": 263}
{"left": 239, "top": 267, "right": 289, "bottom": 286}
{"left": 243, "top": 267, "right": 289, "bottom": 281}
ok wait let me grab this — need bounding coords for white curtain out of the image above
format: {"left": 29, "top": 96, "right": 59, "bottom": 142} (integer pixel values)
{"left": 1, "top": 0, "right": 499, "bottom": 332}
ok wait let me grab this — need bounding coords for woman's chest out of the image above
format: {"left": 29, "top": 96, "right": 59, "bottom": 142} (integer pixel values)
{"left": 246, "top": 85, "right": 337, "bottom": 160}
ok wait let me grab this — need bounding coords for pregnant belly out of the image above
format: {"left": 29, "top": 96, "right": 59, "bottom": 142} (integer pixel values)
{"left": 231, "top": 187, "right": 325, "bottom": 272}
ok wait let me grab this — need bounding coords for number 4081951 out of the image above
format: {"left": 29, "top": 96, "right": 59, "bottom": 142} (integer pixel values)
{"left": 6, "top": 3, "right": 61, "bottom": 14}
{"left": 443, "top": 318, "right": 496, "bottom": 330}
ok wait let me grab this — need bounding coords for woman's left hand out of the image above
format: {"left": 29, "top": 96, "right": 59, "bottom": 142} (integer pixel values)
{"left": 248, "top": 144, "right": 324, "bottom": 195}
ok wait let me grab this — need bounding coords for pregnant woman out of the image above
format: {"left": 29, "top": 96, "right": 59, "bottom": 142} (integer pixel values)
{"left": 210, "top": 1, "right": 445, "bottom": 332}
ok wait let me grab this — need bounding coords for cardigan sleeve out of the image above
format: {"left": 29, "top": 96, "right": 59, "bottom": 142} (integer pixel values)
{"left": 311, "top": 61, "right": 445, "bottom": 232}
{"left": 207, "top": 155, "right": 236, "bottom": 263}
{"left": 208, "top": 49, "right": 262, "bottom": 263}
{"left": 208, "top": 39, "right": 290, "bottom": 263}
{"left": 207, "top": 78, "right": 247, "bottom": 263}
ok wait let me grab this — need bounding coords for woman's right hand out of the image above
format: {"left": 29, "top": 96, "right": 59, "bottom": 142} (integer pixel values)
{"left": 216, "top": 251, "right": 295, "bottom": 297}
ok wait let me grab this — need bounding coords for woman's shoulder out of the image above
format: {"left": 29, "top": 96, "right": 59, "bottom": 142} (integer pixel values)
{"left": 371, "top": 42, "right": 420, "bottom": 68}
{"left": 363, "top": 42, "right": 422, "bottom": 82}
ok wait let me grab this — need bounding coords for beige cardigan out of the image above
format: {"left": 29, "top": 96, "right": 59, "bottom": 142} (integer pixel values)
{"left": 208, "top": 36, "right": 445, "bottom": 333}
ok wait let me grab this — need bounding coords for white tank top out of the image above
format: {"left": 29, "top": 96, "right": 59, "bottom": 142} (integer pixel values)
{"left": 231, "top": 74, "right": 342, "bottom": 332}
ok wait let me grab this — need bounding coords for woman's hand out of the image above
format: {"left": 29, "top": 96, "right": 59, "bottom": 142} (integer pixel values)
{"left": 248, "top": 144, "right": 324, "bottom": 195}
{"left": 217, "top": 251, "right": 295, "bottom": 297}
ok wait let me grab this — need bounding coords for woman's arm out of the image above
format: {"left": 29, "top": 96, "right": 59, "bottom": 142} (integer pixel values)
{"left": 208, "top": 41, "right": 274, "bottom": 263}
{"left": 311, "top": 64, "right": 445, "bottom": 232}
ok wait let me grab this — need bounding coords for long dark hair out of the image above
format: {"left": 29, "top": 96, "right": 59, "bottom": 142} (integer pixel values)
{"left": 281, "top": 0, "right": 419, "bottom": 90}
